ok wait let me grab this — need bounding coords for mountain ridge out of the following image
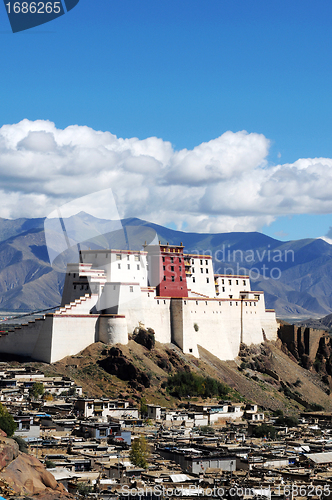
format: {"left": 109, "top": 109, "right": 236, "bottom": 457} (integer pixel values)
{"left": 0, "top": 213, "right": 331, "bottom": 318}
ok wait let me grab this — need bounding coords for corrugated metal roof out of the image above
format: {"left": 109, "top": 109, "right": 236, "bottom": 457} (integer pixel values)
{"left": 170, "top": 474, "right": 190, "bottom": 483}
{"left": 305, "top": 452, "right": 332, "bottom": 464}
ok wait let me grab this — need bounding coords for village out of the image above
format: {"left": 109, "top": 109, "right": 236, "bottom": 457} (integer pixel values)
{"left": 1, "top": 364, "right": 332, "bottom": 499}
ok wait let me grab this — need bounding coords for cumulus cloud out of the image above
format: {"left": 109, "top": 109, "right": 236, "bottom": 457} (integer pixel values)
{"left": 1, "top": 119, "right": 332, "bottom": 233}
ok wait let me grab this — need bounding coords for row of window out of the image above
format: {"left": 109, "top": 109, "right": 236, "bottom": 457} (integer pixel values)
{"left": 182, "top": 300, "right": 256, "bottom": 306}
{"left": 117, "top": 264, "right": 140, "bottom": 270}
{"left": 220, "top": 278, "right": 246, "bottom": 286}
{"left": 163, "top": 275, "right": 183, "bottom": 282}
{"left": 187, "top": 258, "right": 210, "bottom": 265}
{"left": 163, "top": 265, "right": 182, "bottom": 272}
{"left": 116, "top": 254, "right": 140, "bottom": 261}
{"left": 162, "top": 256, "right": 182, "bottom": 263}
{"left": 191, "top": 277, "right": 209, "bottom": 283}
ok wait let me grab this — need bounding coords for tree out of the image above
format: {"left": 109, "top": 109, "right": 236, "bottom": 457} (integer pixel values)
{"left": 76, "top": 482, "right": 93, "bottom": 497}
{"left": 252, "top": 423, "right": 276, "bottom": 439}
{"left": 140, "top": 397, "right": 148, "bottom": 417}
{"left": 0, "top": 403, "right": 16, "bottom": 437}
{"left": 129, "top": 436, "right": 149, "bottom": 468}
{"left": 29, "top": 382, "right": 44, "bottom": 399}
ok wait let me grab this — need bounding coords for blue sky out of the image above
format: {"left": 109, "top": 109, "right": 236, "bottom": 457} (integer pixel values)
{"left": 1, "top": 0, "right": 332, "bottom": 241}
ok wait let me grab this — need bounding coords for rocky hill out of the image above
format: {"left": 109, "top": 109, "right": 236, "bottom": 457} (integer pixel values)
{"left": 0, "top": 433, "right": 72, "bottom": 499}
{"left": 13, "top": 329, "right": 331, "bottom": 414}
{"left": 1, "top": 213, "right": 332, "bottom": 318}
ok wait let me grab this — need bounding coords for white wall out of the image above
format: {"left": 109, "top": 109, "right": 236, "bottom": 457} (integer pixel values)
{"left": 170, "top": 297, "right": 277, "bottom": 361}
{"left": 215, "top": 275, "right": 251, "bottom": 299}
{"left": 185, "top": 256, "right": 215, "bottom": 297}
{"left": 49, "top": 315, "right": 98, "bottom": 363}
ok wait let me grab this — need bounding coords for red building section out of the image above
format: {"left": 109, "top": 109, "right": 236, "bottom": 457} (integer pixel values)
{"left": 146, "top": 242, "right": 189, "bottom": 298}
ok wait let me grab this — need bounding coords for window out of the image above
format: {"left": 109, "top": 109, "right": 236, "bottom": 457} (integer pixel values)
{"left": 135, "top": 255, "right": 140, "bottom": 261}
{"left": 201, "top": 268, "right": 203, "bottom": 273}
{"left": 116, "top": 254, "right": 121, "bottom": 260}
{"left": 222, "top": 279, "right": 224, "bottom": 284}
{"left": 162, "top": 257, "right": 165, "bottom": 262}
{"left": 205, "top": 260, "right": 208, "bottom": 265}
{"left": 163, "top": 266, "right": 165, "bottom": 271}
{"left": 171, "top": 276, "right": 175, "bottom": 282}
{"left": 206, "top": 268, "right": 209, "bottom": 273}
{"left": 243, "top": 280, "right": 246, "bottom": 285}
{"left": 192, "top": 268, "right": 195, "bottom": 273}
{"left": 127, "top": 264, "right": 130, "bottom": 269}
{"left": 127, "top": 255, "right": 130, "bottom": 260}
{"left": 189, "top": 348, "right": 193, "bottom": 353}
{"left": 236, "top": 280, "right": 239, "bottom": 285}
{"left": 200, "top": 259, "right": 203, "bottom": 265}
{"left": 129, "top": 286, "right": 133, "bottom": 292}
{"left": 222, "top": 287, "right": 225, "bottom": 292}
{"left": 179, "top": 258, "right": 182, "bottom": 263}
{"left": 171, "top": 266, "right": 174, "bottom": 271}
{"left": 193, "top": 277, "right": 196, "bottom": 283}
{"left": 163, "top": 276, "right": 166, "bottom": 281}
{"left": 118, "top": 263, "right": 121, "bottom": 269}
{"left": 228, "top": 279, "right": 232, "bottom": 285}
{"left": 179, "top": 266, "right": 182, "bottom": 271}
{"left": 74, "top": 285, "right": 76, "bottom": 289}
{"left": 170, "top": 257, "right": 174, "bottom": 263}
{"left": 137, "top": 264, "right": 140, "bottom": 270}
{"left": 180, "top": 276, "right": 183, "bottom": 281}
{"left": 206, "top": 278, "right": 209, "bottom": 283}
{"left": 229, "top": 295, "right": 233, "bottom": 298}
{"left": 73, "top": 273, "right": 76, "bottom": 278}
{"left": 105, "top": 253, "right": 108, "bottom": 258}
{"left": 192, "top": 259, "right": 194, "bottom": 264}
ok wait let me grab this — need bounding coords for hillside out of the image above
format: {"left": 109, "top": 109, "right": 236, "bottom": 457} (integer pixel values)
{"left": 0, "top": 213, "right": 332, "bottom": 317}
{"left": 17, "top": 336, "right": 332, "bottom": 414}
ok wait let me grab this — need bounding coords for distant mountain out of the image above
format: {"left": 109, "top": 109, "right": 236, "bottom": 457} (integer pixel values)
{"left": 0, "top": 213, "right": 331, "bottom": 319}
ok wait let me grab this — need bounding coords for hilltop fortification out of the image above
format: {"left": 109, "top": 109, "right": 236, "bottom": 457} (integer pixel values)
{"left": 0, "top": 243, "right": 277, "bottom": 363}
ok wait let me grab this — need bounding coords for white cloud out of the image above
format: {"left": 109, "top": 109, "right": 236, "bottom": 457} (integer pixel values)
{"left": 1, "top": 119, "right": 332, "bottom": 233}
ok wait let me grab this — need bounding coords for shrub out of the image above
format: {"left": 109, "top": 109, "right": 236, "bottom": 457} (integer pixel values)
{"left": 12, "top": 436, "right": 28, "bottom": 453}
{"left": 45, "top": 459, "right": 56, "bottom": 468}
{"left": 167, "top": 371, "right": 229, "bottom": 399}
{"left": 0, "top": 404, "right": 16, "bottom": 437}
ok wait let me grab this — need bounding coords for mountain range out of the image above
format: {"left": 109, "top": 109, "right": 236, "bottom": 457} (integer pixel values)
{"left": 0, "top": 213, "right": 331, "bottom": 319}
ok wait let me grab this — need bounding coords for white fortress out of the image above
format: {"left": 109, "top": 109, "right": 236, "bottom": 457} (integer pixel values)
{"left": 0, "top": 243, "right": 278, "bottom": 363}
